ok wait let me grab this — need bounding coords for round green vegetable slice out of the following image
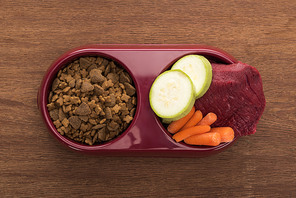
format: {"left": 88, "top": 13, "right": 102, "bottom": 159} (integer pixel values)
{"left": 171, "top": 55, "right": 212, "bottom": 99}
{"left": 149, "top": 70, "right": 195, "bottom": 120}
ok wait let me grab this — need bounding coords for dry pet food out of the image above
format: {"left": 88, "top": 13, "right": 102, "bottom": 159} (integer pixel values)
{"left": 47, "top": 56, "right": 137, "bottom": 145}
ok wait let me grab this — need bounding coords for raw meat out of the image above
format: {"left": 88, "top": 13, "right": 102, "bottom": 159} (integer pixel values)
{"left": 195, "top": 62, "right": 265, "bottom": 136}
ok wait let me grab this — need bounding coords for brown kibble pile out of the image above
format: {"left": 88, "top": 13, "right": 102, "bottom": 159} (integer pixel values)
{"left": 47, "top": 56, "right": 136, "bottom": 145}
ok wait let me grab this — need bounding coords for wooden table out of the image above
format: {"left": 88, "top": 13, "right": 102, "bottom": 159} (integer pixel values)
{"left": 1, "top": 0, "right": 295, "bottom": 197}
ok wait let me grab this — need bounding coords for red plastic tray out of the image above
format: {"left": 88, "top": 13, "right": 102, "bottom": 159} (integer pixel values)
{"left": 38, "top": 44, "right": 238, "bottom": 157}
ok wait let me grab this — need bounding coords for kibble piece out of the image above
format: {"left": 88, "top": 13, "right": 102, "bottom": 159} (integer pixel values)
{"left": 69, "top": 79, "right": 76, "bottom": 87}
{"left": 107, "top": 73, "right": 119, "bottom": 83}
{"left": 79, "top": 115, "right": 89, "bottom": 122}
{"left": 75, "top": 102, "right": 91, "bottom": 115}
{"left": 63, "top": 105, "right": 72, "bottom": 113}
{"left": 98, "top": 128, "right": 106, "bottom": 141}
{"left": 123, "top": 115, "right": 133, "bottom": 124}
{"left": 87, "top": 64, "right": 97, "bottom": 72}
{"left": 62, "top": 118, "right": 70, "bottom": 127}
{"left": 92, "top": 133, "right": 98, "bottom": 144}
{"left": 49, "top": 109, "right": 59, "bottom": 121}
{"left": 126, "top": 98, "right": 133, "bottom": 110}
{"left": 90, "top": 69, "right": 105, "bottom": 83}
{"left": 88, "top": 100, "right": 96, "bottom": 109}
{"left": 132, "top": 96, "right": 136, "bottom": 105}
{"left": 109, "top": 131, "right": 117, "bottom": 139}
{"left": 63, "top": 95, "right": 71, "bottom": 102}
{"left": 121, "top": 110, "right": 129, "bottom": 117}
{"left": 119, "top": 103, "right": 127, "bottom": 111}
{"left": 85, "top": 138, "right": 93, "bottom": 145}
{"left": 112, "top": 104, "right": 121, "bottom": 114}
{"left": 80, "top": 69, "right": 88, "bottom": 78}
{"left": 119, "top": 83, "right": 125, "bottom": 90}
{"left": 89, "top": 111, "right": 98, "bottom": 119}
{"left": 80, "top": 123, "right": 88, "bottom": 132}
{"left": 53, "top": 120, "right": 62, "bottom": 128}
{"left": 130, "top": 108, "right": 136, "bottom": 117}
{"left": 48, "top": 91, "right": 53, "bottom": 101}
{"left": 81, "top": 80, "right": 94, "bottom": 92}
{"left": 119, "top": 72, "right": 131, "bottom": 84}
{"left": 107, "top": 121, "right": 119, "bottom": 131}
{"left": 58, "top": 108, "right": 66, "bottom": 121}
{"left": 67, "top": 68, "right": 75, "bottom": 76}
{"left": 105, "top": 94, "right": 116, "bottom": 107}
{"left": 99, "top": 95, "right": 105, "bottom": 103}
{"left": 79, "top": 57, "right": 91, "bottom": 69}
{"left": 124, "top": 82, "right": 136, "bottom": 96}
{"left": 86, "top": 123, "right": 93, "bottom": 131}
{"left": 101, "top": 59, "right": 109, "bottom": 67}
{"left": 121, "top": 93, "right": 130, "bottom": 103}
{"left": 102, "top": 80, "right": 114, "bottom": 90}
{"left": 100, "top": 110, "right": 105, "bottom": 116}
{"left": 92, "top": 124, "right": 105, "bottom": 130}
{"left": 89, "top": 118, "right": 97, "bottom": 125}
{"left": 96, "top": 57, "right": 103, "bottom": 65}
{"left": 47, "top": 103, "right": 56, "bottom": 111}
{"left": 60, "top": 73, "right": 67, "bottom": 81}
{"left": 112, "top": 115, "right": 121, "bottom": 123}
{"left": 63, "top": 87, "right": 70, "bottom": 93}
{"left": 52, "top": 78, "right": 60, "bottom": 91}
{"left": 89, "top": 57, "right": 96, "bottom": 63}
{"left": 94, "top": 105, "right": 102, "bottom": 114}
{"left": 57, "top": 128, "right": 64, "bottom": 135}
{"left": 91, "top": 130, "right": 96, "bottom": 137}
{"left": 64, "top": 75, "right": 73, "bottom": 83}
{"left": 56, "top": 97, "right": 64, "bottom": 106}
{"left": 70, "top": 96, "right": 81, "bottom": 104}
{"left": 51, "top": 94, "right": 59, "bottom": 102}
{"left": 105, "top": 107, "right": 112, "bottom": 119}
{"left": 59, "top": 82, "right": 68, "bottom": 89}
{"left": 68, "top": 116, "right": 81, "bottom": 130}
{"left": 99, "top": 118, "right": 106, "bottom": 124}
{"left": 91, "top": 95, "right": 99, "bottom": 102}
{"left": 93, "top": 84, "right": 104, "bottom": 95}
{"left": 81, "top": 97, "right": 89, "bottom": 103}
{"left": 75, "top": 79, "right": 82, "bottom": 89}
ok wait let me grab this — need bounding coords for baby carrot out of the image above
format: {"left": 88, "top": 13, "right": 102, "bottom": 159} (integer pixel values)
{"left": 167, "top": 106, "right": 195, "bottom": 134}
{"left": 184, "top": 132, "right": 221, "bottom": 146}
{"left": 210, "top": 127, "right": 234, "bottom": 142}
{"left": 196, "top": 112, "right": 217, "bottom": 126}
{"left": 180, "top": 110, "right": 203, "bottom": 130}
{"left": 172, "top": 125, "right": 211, "bottom": 142}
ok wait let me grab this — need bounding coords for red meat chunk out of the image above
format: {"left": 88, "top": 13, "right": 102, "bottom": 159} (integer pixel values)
{"left": 195, "top": 62, "right": 265, "bottom": 136}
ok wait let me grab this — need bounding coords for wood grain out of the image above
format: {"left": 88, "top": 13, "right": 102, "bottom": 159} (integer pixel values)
{"left": 0, "top": 0, "right": 295, "bottom": 197}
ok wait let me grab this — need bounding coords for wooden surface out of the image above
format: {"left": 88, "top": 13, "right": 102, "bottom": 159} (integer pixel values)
{"left": 1, "top": 0, "right": 295, "bottom": 197}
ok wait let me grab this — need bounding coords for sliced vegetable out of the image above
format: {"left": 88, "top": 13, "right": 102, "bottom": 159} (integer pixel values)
{"left": 184, "top": 132, "right": 221, "bottom": 146}
{"left": 210, "top": 127, "right": 234, "bottom": 142}
{"left": 197, "top": 112, "right": 217, "bottom": 126}
{"left": 171, "top": 55, "right": 212, "bottom": 98}
{"left": 167, "top": 107, "right": 195, "bottom": 134}
{"left": 149, "top": 70, "right": 195, "bottom": 120}
{"left": 172, "top": 125, "right": 211, "bottom": 142}
{"left": 180, "top": 110, "right": 203, "bottom": 130}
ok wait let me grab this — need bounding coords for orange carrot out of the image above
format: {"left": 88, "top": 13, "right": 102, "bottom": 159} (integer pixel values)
{"left": 172, "top": 125, "right": 211, "bottom": 142}
{"left": 180, "top": 110, "right": 203, "bottom": 130}
{"left": 167, "top": 106, "right": 195, "bottom": 134}
{"left": 184, "top": 132, "right": 221, "bottom": 146}
{"left": 196, "top": 112, "right": 217, "bottom": 126}
{"left": 210, "top": 127, "right": 234, "bottom": 142}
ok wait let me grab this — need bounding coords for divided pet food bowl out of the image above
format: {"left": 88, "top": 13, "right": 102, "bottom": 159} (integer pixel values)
{"left": 38, "top": 44, "right": 238, "bottom": 157}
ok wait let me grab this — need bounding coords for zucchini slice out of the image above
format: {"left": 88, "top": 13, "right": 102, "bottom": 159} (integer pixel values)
{"left": 149, "top": 70, "right": 195, "bottom": 120}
